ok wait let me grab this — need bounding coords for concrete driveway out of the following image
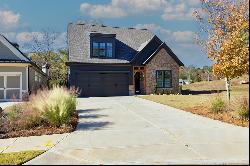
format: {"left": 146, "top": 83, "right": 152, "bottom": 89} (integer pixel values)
{"left": 27, "top": 96, "right": 249, "bottom": 165}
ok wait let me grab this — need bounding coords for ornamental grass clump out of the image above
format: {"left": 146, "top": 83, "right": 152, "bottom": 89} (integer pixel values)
{"left": 210, "top": 96, "right": 226, "bottom": 114}
{"left": 237, "top": 97, "right": 249, "bottom": 120}
{"left": 29, "top": 86, "right": 77, "bottom": 127}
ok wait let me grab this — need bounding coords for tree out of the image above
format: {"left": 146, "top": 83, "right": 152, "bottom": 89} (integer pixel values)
{"left": 29, "top": 29, "right": 68, "bottom": 87}
{"left": 47, "top": 50, "right": 68, "bottom": 86}
{"left": 194, "top": 0, "right": 249, "bottom": 100}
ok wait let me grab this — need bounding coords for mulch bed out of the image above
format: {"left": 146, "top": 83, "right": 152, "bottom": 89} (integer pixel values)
{"left": 0, "top": 111, "right": 78, "bottom": 139}
{"left": 185, "top": 106, "right": 249, "bottom": 127}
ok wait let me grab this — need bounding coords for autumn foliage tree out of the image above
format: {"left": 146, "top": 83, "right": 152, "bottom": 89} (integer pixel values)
{"left": 194, "top": 0, "right": 249, "bottom": 100}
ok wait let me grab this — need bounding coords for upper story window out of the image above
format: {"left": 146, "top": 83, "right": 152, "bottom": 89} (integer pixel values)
{"left": 90, "top": 33, "right": 116, "bottom": 59}
{"left": 92, "top": 42, "right": 113, "bottom": 58}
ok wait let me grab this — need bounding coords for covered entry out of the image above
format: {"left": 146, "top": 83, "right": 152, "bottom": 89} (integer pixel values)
{"left": 133, "top": 66, "right": 146, "bottom": 95}
{"left": 75, "top": 72, "right": 129, "bottom": 97}
{"left": 0, "top": 72, "right": 22, "bottom": 101}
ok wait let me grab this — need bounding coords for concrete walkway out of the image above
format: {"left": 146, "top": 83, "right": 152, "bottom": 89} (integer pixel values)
{"left": 0, "top": 102, "right": 20, "bottom": 109}
{"left": 0, "top": 134, "right": 69, "bottom": 153}
{"left": 25, "top": 96, "right": 249, "bottom": 165}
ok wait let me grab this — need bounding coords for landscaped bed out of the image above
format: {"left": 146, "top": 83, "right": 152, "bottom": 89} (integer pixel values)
{"left": 0, "top": 87, "right": 78, "bottom": 139}
{"left": 0, "top": 150, "right": 45, "bottom": 165}
{"left": 140, "top": 77, "right": 249, "bottom": 127}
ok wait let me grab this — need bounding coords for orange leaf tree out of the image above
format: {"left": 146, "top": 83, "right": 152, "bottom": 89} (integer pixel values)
{"left": 194, "top": 0, "right": 249, "bottom": 100}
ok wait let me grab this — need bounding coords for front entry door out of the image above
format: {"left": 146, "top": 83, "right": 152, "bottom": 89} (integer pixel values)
{"left": 0, "top": 73, "right": 22, "bottom": 101}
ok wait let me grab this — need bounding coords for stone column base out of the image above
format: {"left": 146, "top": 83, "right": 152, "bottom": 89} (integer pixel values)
{"left": 129, "top": 85, "right": 135, "bottom": 96}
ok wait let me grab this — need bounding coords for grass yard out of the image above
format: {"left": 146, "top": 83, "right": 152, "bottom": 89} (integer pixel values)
{"left": 140, "top": 76, "right": 249, "bottom": 127}
{"left": 0, "top": 150, "right": 45, "bottom": 165}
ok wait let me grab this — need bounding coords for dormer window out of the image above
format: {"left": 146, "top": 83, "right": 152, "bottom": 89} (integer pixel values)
{"left": 93, "top": 42, "right": 113, "bottom": 58}
{"left": 90, "top": 33, "right": 115, "bottom": 58}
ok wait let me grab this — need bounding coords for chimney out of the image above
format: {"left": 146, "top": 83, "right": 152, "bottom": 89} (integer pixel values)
{"left": 11, "top": 42, "right": 19, "bottom": 49}
{"left": 42, "top": 63, "right": 50, "bottom": 76}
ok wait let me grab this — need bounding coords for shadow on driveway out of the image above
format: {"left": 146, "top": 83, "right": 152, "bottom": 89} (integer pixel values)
{"left": 76, "top": 121, "right": 112, "bottom": 131}
{"left": 76, "top": 109, "right": 112, "bottom": 131}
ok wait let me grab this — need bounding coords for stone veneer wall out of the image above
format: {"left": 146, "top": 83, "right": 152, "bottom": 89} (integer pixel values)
{"left": 146, "top": 48, "right": 180, "bottom": 94}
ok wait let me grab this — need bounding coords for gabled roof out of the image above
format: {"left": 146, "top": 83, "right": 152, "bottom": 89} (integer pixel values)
{"left": 131, "top": 35, "right": 162, "bottom": 64}
{"left": 0, "top": 34, "right": 47, "bottom": 76}
{"left": 0, "top": 34, "right": 30, "bottom": 62}
{"left": 143, "top": 42, "right": 184, "bottom": 66}
{"left": 67, "top": 23, "right": 184, "bottom": 66}
{"left": 68, "top": 23, "right": 154, "bottom": 63}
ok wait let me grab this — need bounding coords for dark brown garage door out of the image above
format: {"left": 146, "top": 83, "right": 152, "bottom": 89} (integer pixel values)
{"left": 75, "top": 72, "right": 129, "bottom": 97}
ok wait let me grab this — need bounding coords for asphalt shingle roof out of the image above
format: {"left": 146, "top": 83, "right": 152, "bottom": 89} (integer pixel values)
{"left": 68, "top": 23, "right": 155, "bottom": 63}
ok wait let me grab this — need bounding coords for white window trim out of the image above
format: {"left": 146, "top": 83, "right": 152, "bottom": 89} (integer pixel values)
{"left": 0, "top": 72, "right": 22, "bottom": 101}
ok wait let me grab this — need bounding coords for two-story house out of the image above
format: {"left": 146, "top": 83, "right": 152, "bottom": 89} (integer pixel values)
{"left": 66, "top": 23, "right": 184, "bottom": 97}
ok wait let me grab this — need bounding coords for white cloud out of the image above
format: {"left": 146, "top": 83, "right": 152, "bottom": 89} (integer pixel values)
{"left": 0, "top": 10, "right": 20, "bottom": 29}
{"left": 161, "top": 2, "right": 198, "bottom": 21}
{"left": 79, "top": 0, "right": 200, "bottom": 20}
{"left": 80, "top": 3, "right": 91, "bottom": 12}
{"left": 172, "top": 31, "right": 195, "bottom": 42}
{"left": 91, "top": 4, "right": 127, "bottom": 18}
{"left": 134, "top": 23, "right": 195, "bottom": 43}
{"left": 16, "top": 32, "right": 44, "bottom": 43}
{"left": 80, "top": 0, "right": 167, "bottom": 18}
{"left": 1, "top": 32, "right": 67, "bottom": 52}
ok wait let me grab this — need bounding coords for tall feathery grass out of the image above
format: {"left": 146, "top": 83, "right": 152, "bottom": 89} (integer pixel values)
{"left": 29, "top": 86, "right": 77, "bottom": 127}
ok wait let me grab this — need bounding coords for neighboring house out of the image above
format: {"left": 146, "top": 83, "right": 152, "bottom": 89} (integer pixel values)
{"left": 66, "top": 23, "right": 184, "bottom": 97}
{"left": 0, "top": 34, "right": 47, "bottom": 101}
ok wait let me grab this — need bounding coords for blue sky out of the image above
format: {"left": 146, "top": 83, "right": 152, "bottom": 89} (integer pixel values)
{"left": 0, "top": 0, "right": 213, "bottom": 67}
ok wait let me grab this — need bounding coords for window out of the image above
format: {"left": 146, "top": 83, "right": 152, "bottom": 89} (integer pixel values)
{"left": 92, "top": 42, "right": 113, "bottom": 58}
{"left": 156, "top": 70, "right": 172, "bottom": 88}
{"left": 107, "top": 43, "right": 113, "bottom": 57}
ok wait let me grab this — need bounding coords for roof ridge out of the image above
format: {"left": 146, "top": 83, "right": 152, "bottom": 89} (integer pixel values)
{"left": 71, "top": 22, "right": 152, "bottom": 32}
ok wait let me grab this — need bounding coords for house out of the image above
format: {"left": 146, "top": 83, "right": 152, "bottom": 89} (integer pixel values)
{"left": 66, "top": 23, "right": 184, "bottom": 97}
{"left": 0, "top": 34, "right": 47, "bottom": 101}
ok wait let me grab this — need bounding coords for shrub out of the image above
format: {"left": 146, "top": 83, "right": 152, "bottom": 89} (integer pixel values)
{"left": 29, "top": 86, "right": 77, "bottom": 127}
{"left": 237, "top": 97, "right": 249, "bottom": 120}
{"left": 17, "top": 110, "right": 44, "bottom": 130}
{"left": 152, "top": 82, "right": 157, "bottom": 94}
{"left": 6, "top": 104, "right": 23, "bottom": 121}
{"left": 211, "top": 96, "right": 226, "bottom": 113}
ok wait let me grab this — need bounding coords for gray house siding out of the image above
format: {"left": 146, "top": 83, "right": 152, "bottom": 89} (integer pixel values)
{"left": 29, "top": 67, "right": 47, "bottom": 92}
{"left": 0, "top": 66, "right": 27, "bottom": 91}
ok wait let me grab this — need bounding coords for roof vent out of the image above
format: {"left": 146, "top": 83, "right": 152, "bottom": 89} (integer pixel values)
{"left": 76, "top": 20, "right": 85, "bottom": 25}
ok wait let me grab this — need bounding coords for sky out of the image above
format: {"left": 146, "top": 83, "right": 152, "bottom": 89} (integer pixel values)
{"left": 0, "top": 0, "right": 213, "bottom": 67}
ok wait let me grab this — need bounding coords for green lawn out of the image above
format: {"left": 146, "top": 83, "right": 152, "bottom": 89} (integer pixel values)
{"left": 0, "top": 150, "right": 45, "bottom": 165}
